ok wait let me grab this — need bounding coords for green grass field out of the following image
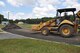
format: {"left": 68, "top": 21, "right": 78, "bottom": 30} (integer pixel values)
{"left": 17, "top": 24, "right": 33, "bottom": 29}
{"left": 0, "top": 24, "right": 5, "bottom": 28}
{"left": 0, "top": 24, "right": 5, "bottom": 32}
{"left": 0, "top": 39, "right": 79, "bottom": 53}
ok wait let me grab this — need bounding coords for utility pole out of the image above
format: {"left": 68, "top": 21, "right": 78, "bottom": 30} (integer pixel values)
{"left": 8, "top": 12, "right": 9, "bottom": 22}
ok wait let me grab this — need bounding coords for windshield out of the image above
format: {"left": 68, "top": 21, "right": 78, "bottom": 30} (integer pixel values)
{"left": 57, "top": 12, "right": 75, "bottom": 21}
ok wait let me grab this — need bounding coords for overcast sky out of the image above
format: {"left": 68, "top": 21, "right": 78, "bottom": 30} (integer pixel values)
{"left": 0, "top": 0, "right": 80, "bottom": 20}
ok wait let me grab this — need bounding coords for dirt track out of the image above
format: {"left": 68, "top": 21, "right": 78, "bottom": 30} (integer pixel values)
{"left": 4, "top": 29, "right": 80, "bottom": 45}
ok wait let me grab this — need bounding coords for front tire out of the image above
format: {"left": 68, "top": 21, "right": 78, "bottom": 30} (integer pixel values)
{"left": 59, "top": 25, "right": 74, "bottom": 38}
{"left": 41, "top": 28, "right": 49, "bottom": 36}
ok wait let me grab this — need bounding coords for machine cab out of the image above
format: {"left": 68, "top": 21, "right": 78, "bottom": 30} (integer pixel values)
{"left": 56, "top": 8, "right": 76, "bottom": 25}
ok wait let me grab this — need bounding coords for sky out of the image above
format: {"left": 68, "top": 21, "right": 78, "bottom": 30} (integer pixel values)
{"left": 0, "top": 0, "right": 80, "bottom": 20}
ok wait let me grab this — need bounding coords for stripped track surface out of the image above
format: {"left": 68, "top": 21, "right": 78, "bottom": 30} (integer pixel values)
{"left": 5, "top": 29, "right": 80, "bottom": 45}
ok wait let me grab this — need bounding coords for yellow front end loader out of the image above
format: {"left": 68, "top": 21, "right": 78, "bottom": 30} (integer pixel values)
{"left": 32, "top": 8, "right": 80, "bottom": 38}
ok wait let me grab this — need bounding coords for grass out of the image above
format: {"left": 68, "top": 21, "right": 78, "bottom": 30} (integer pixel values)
{"left": 0, "top": 24, "right": 5, "bottom": 32}
{"left": 17, "top": 24, "right": 33, "bottom": 29}
{"left": 0, "top": 39, "right": 79, "bottom": 53}
{"left": 0, "top": 24, "right": 5, "bottom": 28}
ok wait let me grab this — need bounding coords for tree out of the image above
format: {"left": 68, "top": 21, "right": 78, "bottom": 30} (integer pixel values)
{"left": 0, "top": 14, "right": 4, "bottom": 24}
{"left": 9, "top": 20, "right": 14, "bottom": 23}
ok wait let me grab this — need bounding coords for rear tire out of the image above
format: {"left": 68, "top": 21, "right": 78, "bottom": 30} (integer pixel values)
{"left": 59, "top": 25, "right": 74, "bottom": 38}
{"left": 41, "top": 28, "right": 49, "bottom": 36}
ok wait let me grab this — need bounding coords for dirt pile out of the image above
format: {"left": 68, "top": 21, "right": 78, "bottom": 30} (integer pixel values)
{"left": 2, "top": 23, "right": 22, "bottom": 30}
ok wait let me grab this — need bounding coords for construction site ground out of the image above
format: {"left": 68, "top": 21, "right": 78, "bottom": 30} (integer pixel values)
{"left": 1, "top": 23, "right": 80, "bottom": 45}
{"left": 0, "top": 32, "right": 27, "bottom": 39}
{"left": 4, "top": 28, "right": 80, "bottom": 45}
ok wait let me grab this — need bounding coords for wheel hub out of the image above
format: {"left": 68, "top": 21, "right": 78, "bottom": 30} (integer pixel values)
{"left": 42, "top": 30, "right": 47, "bottom": 35}
{"left": 62, "top": 28, "right": 70, "bottom": 35}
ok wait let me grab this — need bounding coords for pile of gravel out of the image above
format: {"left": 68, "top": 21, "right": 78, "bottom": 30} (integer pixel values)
{"left": 2, "top": 23, "right": 22, "bottom": 30}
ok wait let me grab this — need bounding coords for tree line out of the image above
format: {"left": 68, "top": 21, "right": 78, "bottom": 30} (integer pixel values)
{"left": 0, "top": 14, "right": 80, "bottom": 24}
{"left": 0, "top": 14, "right": 54, "bottom": 24}
{"left": 10, "top": 17, "right": 54, "bottom": 24}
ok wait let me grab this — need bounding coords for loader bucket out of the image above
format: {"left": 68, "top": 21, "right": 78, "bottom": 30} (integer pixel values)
{"left": 31, "top": 25, "right": 39, "bottom": 31}
{"left": 31, "top": 22, "right": 43, "bottom": 31}
{"left": 31, "top": 19, "right": 55, "bottom": 31}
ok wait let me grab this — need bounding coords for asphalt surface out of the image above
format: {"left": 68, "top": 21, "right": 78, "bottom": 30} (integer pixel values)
{"left": 4, "top": 29, "right": 80, "bottom": 45}
{"left": 0, "top": 32, "right": 27, "bottom": 39}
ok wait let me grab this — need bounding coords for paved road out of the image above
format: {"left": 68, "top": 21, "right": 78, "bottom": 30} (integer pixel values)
{"left": 0, "top": 32, "right": 27, "bottom": 39}
{"left": 4, "top": 29, "right": 80, "bottom": 45}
